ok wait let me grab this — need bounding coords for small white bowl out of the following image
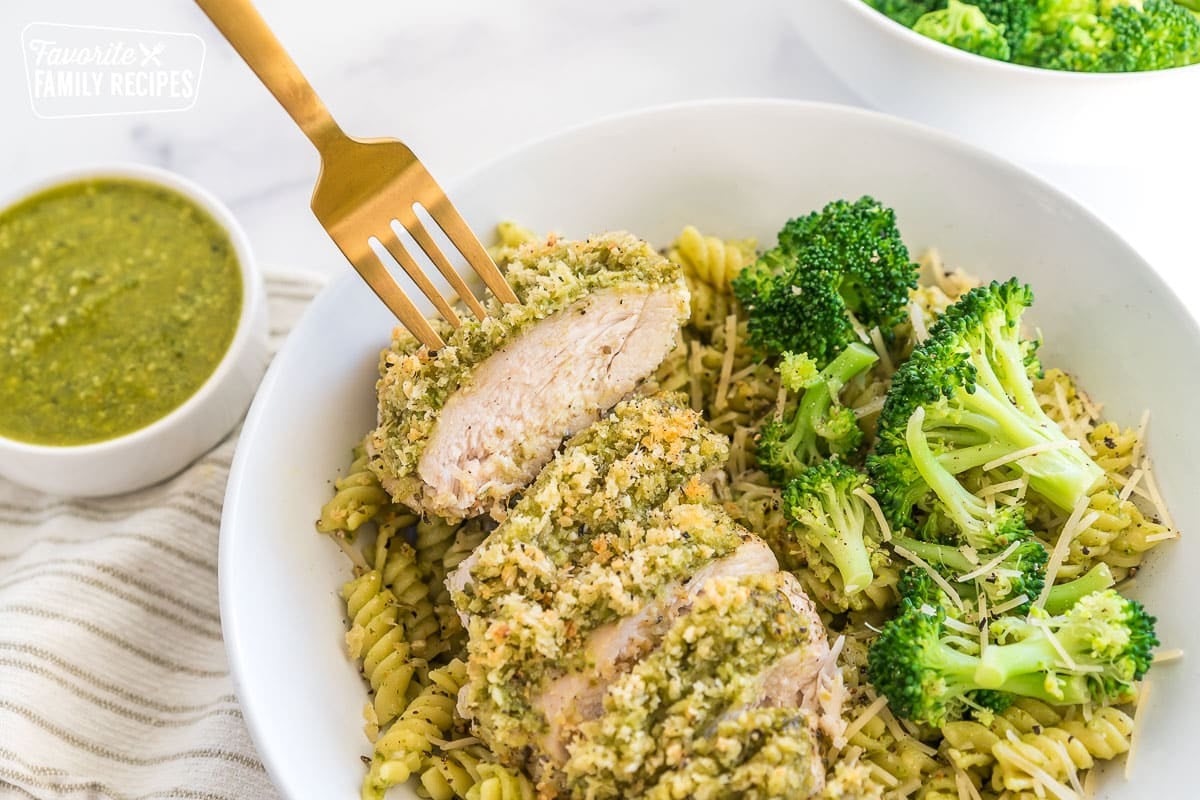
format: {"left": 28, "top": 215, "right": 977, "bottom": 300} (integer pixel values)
{"left": 794, "top": 0, "right": 1200, "bottom": 164}
{"left": 0, "top": 164, "right": 268, "bottom": 497}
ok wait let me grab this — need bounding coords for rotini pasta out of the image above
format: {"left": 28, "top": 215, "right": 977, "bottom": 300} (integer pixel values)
{"left": 378, "top": 537, "right": 442, "bottom": 661}
{"left": 317, "top": 444, "right": 393, "bottom": 535}
{"left": 363, "top": 659, "right": 468, "bottom": 800}
{"left": 415, "top": 517, "right": 459, "bottom": 586}
{"left": 342, "top": 570, "right": 418, "bottom": 738}
{"left": 421, "top": 746, "right": 536, "bottom": 800}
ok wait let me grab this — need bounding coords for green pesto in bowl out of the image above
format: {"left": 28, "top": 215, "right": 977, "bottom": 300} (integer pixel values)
{"left": 0, "top": 177, "right": 243, "bottom": 446}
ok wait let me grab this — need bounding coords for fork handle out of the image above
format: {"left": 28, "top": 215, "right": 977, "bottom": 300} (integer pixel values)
{"left": 194, "top": 0, "right": 347, "bottom": 151}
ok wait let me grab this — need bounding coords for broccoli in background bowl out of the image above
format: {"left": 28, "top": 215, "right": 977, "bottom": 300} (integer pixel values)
{"left": 865, "top": 0, "right": 1200, "bottom": 72}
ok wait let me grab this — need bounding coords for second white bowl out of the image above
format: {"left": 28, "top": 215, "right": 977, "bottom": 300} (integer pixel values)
{"left": 795, "top": 0, "right": 1200, "bottom": 164}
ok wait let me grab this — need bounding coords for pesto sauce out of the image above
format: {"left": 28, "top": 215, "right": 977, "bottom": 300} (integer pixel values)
{"left": 0, "top": 178, "right": 242, "bottom": 445}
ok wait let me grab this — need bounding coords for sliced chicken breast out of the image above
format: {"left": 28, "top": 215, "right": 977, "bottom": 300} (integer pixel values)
{"left": 367, "top": 233, "right": 689, "bottom": 521}
{"left": 533, "top": 537, "right": 781, "bottom": 763}
{"left": 561, "top": 574, "right": 829, "bottom": 799}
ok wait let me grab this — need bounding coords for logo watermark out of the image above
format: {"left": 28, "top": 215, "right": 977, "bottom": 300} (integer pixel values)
{"left": 21, "top": 23, "right": 205, "bottom": 119}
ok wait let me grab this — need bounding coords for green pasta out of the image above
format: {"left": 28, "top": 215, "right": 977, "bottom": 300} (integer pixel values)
{"left": 363, "top": 659, "right": 468, "bottom": 800}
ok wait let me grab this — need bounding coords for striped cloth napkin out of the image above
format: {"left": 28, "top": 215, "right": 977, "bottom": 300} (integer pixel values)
{"left": 0, "top": 274, "right": 324, "bottom": 800}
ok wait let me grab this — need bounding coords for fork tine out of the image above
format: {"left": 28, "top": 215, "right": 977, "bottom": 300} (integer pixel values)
{"left": 341, "top": 243, "right": 445, "bottom": 350}
{"left": 423, "top": 197, "right": 520, "bottom": 305}
{"left": 379, "top": 227, "right": 462, "bottom": 328}
{"left": 400, "top": 212, "right": 489, "bottom": 322}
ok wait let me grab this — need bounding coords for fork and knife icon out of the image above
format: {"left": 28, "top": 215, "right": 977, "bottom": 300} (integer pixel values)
{"left": 138, "top": 42, "right": 165, "bottom": 67}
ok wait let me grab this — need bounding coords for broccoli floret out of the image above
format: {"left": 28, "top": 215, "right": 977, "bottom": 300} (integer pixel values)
{"left": 871, "top": 398, "right": 1037, "bottom": 550}
{"left": 914, "top": 0, "right": 1013, "bottom": 59}
{"left": 892, "top": 533, "right": 1047, "bottom": 613}
{"left": 973, "top": 0, "right": 1038, "bottom": 51}
{"left": 870, "top": 582, "right": 1157, "bottom": 723}
{"left": 732, "top": 197, "right": 919, "bottom": 363}
{"left": 977, "top": 589, "right": 1159, "bottom": 704}
{"left": 1042, "top": 562, "right": 1115, "bottom": 615}
{"left": 778, "top": 351, "right": 819, "bottom": 390}
{"left": 866, "top": 0, "right": 947, "bottom": 28}
{"left": 867, "top": 599, "right": 991, "bottom": 726}
{"left": 783, "top": 461, "right": 882, "bottom": 596}
{"left": 756, "top": 342, "right": 879, "bottom": 484}
{"left": 871, "top": 279, "right": 1104, "bottom": 517}
{"left": 1020, "top": 0, "right": 1200, "bottom": 71}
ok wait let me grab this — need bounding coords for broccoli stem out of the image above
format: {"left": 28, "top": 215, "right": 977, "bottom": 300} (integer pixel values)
{"left": 987, "top": 671, "right": 1092, "bottom": 706}
{"left": 920, "top": 369, "right": 1102, "bottom": 511}
{"left": 794, "top": 343, "right": 879, "bottom": 433}
{"left": 891, "top": 534, "right": 973, "bottom": 573}
{"left": 905, "top": 407, "right": 997, "bottom": 545}
{"left": 814, "top": 482, "right": 874, "bottom": 594}
{"left": 976, "top": 635, "right": 1077, "bottom": 694}
{"left": 1043, "top": 564, "right": 1115, "bottom": 615}
{"left": 952, "top": 357, "right": 1104, "bottom": 511}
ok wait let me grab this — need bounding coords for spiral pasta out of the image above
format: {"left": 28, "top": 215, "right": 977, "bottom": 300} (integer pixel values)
{"left": 342, "top": 570, "right": 418, "bottom": 738}
{"left": 317, "top": 445, "right": 394, "bottom": 535}
{"left": 989, "top": 709, "right": 1134, "bottom": 796}
{"left": 421, "top": 745, "right": 535, "bottom": 800}
{"left": 667, "top": 225, "right": 754, "bottom": 331}
{"left": 379, "top": 537, "right": 442, "bottom": 660}
{"left": 415, "top": 516, "right": 459, "bottom": 585}
{"left": 363, "top": 659, "right": 468, "bottom": 800}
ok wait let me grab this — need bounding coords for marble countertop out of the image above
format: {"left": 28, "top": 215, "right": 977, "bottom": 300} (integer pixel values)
{"left": 3, "top": 0, "right": 1196, "bottom": 312}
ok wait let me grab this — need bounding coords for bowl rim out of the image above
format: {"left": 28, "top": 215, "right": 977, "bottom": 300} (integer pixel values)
{"left": 219, "top": 96, "right": 1200, "bottom": 800}
{"left": 835, "top": 0, "right": 1200, "bottom": 80}
{"left": 0, "top": 162, "right": 263, "bottom": 455}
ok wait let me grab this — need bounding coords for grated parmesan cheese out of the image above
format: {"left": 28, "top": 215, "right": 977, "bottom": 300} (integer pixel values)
{"left": 713, "top": 314, "right": 738, "bottom": 412}
{"left": 1001, "top": 736, "right": 1079, "bottom": 800}
{"left": 870, "top": 762, "right": 900, "bottom": 789}
{"left": 957, "top": 539, "right": 1023, "bottom": 583}
{"left": 1082, "top": 767, "right": 1098, "bottom": 798}
{"left": 982, "top": 438, "right": 1081, "bottom": 473}
{"left": 1140, "top": 458, "right": 1177, "bottom": 534}
{"left": 1030, "top": 616, "right": 1078, "bottom": 672}
{"left": 1126, "top": 679, "right": 1151, "bottom": 779}
{"left": 1151, "top": 648, "right": 1184, "bottom": 663}
{"left": 1051, "top": 737, "right": 1084, "bottom": 797}
{"left": 841, "top": 695, "right": 888, "bottom": 748}
{"left": 687, "top": 339, "right": 703, "bottom": 412}
{"left": 977, "top": 478, "right": 1026, "bottom": 497}
{"left": 943, "top": 615, "right": 979, "bottom": 636}
{"left": 846, "top": 308, "right": 872, "bottom": 345}
{"left": 988, "top": 593, "right": 1030, "bottom": 618}
{"left": 868, "top": 326, "right": 895, "bottom": 375}
{"left": 955, "top": 768, "right": 984, "bottom": 800}
{"left": 908, "top": 298, "right": 930, "bottom": 344}
{"left": 1118, "top": 468, "right": 1144, "bottom": 502}
{"left": 1034, "top": 494, "right": 1097, "bottom": 611}
{"left": 853, "top": 395, "right": 886, "bottom": 420}
{"left": 855, "top": 486, "right": 892, "bottom": 541}
{"left": 1130, "top": 409, "right": 1150, "bottom": 472}
{"left": 890, "top": 778, "right": 923, "bottom": 798}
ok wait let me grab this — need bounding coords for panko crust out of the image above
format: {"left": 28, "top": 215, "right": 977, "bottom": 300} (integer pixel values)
{"left": 366, "top": 232, "right": 689, "bottom": 520}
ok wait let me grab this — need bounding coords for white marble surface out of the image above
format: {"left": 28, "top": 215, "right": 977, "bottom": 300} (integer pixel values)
{"left": 3, "top": 0, "right": 1197, "bottom": 314}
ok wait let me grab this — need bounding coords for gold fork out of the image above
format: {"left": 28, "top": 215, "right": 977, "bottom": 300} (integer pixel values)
{"left": 195, "top": 0, "right": 518, "bottom": 350}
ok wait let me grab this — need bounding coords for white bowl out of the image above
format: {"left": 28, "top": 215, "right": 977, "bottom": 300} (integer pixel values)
{"left": 220, "top": 100, "right": 1199, "bottom": 799}
{"left": 794, "top": 0, "right": 1200, "bottom": 164}
{"left": 0, "top": 164, "right": 268, "bottom": 497}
